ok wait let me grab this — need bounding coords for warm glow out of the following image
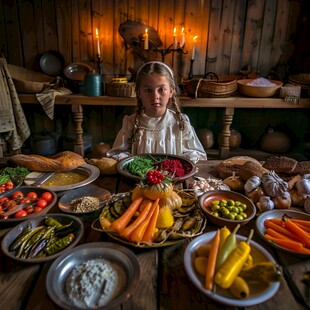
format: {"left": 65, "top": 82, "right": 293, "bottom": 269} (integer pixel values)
{"left": 96, "top": 28, "right": 99, "bottom": 38}
{"left": 145, "top": 28, "right": 148, "bottom": 34}
{"left": 173, "top": 27, "right": 177, "bottom": 36}
{"left": 193, "top": 35, "right": 198, "bottom": 43}
{"left": 181, "top": 27, "right": 184, "bottom": 35}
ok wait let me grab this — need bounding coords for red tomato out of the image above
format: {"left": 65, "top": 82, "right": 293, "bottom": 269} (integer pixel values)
{"left": 12, "top": 191, "right": 25, "bottom": 200}
{"left": 5, "top": 200, "right": 17, "bottom": 210}
{"left": 33, "top": 206, "right": 43, "bottom": 213}
{"left": 5, "top": 181, "right": 14, "bottom": 190}
{"left": 27, "top": 191, "right": 38, "bottom": 201}
{"left": 0, "top": 197, "right": 9, "bottom": 204}
{"left": 14, "top": 209, "right": 28, "bottom": 218}
{"left": 41, "top": 192, "right": 53, "bottom": 202}
{"left": 25, "top": 205, "right": 34, "bottom": 214}
{"left": 20, "top": 197, "right": 31, "bottom": 204}
{"left": 36, "top": 199, "right": 48, "bottom": 209}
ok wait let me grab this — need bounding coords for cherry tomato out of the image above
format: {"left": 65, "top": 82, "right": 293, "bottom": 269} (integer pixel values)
{"left": 12, "top": 191, "right": 24, "bottom": 200}
{"left": 5, "top": 181, "right": 14, "bottom": 190}
{"left": 41, "top": 192, "right": 53, "bottom": 203}
{"left": 25, "top": 205, "right": 34, "bottom": 214}
{"left": 36, "top": 199, "right": 48, "bottom": 209}
{"left": 33, "top": 206, "right": 43, "bottom": 213}
{"left": 20, "top": 197, "right": 31, "bottom": 204}
{"left": 5, "top": 200, "right": 17, "bottom": 210}
{"left": 27, "top": 192, "right": 38, "bottom": 201}
{"left": 0, "top": 197, "right": 9, "bottom": 204}
{"left": 14, "top": 209, "right": 28, "bottom": 218}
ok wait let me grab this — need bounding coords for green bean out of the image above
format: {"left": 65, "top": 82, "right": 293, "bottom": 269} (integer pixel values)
{"left": 126, "top": 157, "right": 154, "bottom": 177}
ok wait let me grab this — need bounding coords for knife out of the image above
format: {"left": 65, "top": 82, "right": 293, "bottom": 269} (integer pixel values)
{"left": 0, "top": 199, "right": 38, "bottom": 218}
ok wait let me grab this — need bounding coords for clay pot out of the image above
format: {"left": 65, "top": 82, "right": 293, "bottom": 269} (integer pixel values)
{"left": 196, "top": 129, "right": 214, "bottom": 149}
{"left": 91, "top": 142, "right": 111, "bottom": 158}
{"left": 260, "top": 128, "right": 291, "bottom": 153}
{"left": 218, "top": 129, "right": 242, "bottom": 149}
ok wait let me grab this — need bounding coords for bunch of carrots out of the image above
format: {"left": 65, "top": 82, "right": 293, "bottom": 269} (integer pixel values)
{"left": 264, "top": 216, "right": 310, "bottom": 254}
{"left": 108, "top": 197, "right": 160, "bottom": 243}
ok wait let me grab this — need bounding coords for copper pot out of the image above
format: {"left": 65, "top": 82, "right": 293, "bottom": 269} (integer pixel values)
{"left": 260, "top": 128, "right": 291, "bottom": 153}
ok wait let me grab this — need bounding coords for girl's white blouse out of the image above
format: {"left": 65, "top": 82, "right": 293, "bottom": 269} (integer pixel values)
{"left": 107, "top": 109, "right": 207, "bottom": 163}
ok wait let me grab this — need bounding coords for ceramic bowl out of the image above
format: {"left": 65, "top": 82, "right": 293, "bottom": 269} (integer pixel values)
{"left": 0, "top": 186, "right": 57, "bottom": 225}
{"left": 46, "top": 242, "right": 140, "bottom": 309}
{"left": 237, "top": 79, "right": 283, "bottom": 97}
{"left": 1, "top": 214, "right": 84, "bottom": 263}
{"left": 198, "top": 190, "right": 256, "bottom": 229}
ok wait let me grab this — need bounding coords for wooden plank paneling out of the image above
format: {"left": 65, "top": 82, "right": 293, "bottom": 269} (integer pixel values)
{"left": 41, "top": 0, "right": 58, "bottom": 52}
{"left": 0, "top": 2, "right": 7, "bottom": 58}
{"left": 78, "top": 0, "right": 92, "bottom": 63}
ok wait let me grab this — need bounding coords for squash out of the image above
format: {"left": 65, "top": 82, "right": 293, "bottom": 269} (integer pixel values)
{"left": 159, "top": 191, "right": 182, "bottom": 210}
{"left": 132, "top": 185, "right": 144, "bottom": 201}
{"left": 142, "top": 183, "right": 174, "bottom": 200}
{"left": 156, "top": 205, "right": 174, "bottom": 228}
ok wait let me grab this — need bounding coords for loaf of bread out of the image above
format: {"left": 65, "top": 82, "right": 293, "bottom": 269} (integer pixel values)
{"left": 9, "top": 151, "right": 86, "bottom": 172}
{"left": 239, "top": 161, "right": 269, "bottom": 181}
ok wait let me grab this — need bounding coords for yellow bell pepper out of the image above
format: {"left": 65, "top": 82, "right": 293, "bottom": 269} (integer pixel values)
{"left": 214, "top": 229, "right": 254, "bottom": 289}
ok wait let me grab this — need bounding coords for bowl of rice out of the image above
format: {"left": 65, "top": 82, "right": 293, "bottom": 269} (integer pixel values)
{"left": 237, "top": 78, "right": 283, "bottom": 97}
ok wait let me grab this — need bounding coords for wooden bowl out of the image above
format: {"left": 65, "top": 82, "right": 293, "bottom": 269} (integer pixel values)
{"left": 198, "top": 190, "right": 256, "bottom": 229}
{"left": 237, "top": 79, "right": 283, "bottom": 97}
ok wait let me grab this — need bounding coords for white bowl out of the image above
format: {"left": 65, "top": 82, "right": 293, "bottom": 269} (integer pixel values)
{"left": 184, "top": 231, "right": 280, "bottom": 307}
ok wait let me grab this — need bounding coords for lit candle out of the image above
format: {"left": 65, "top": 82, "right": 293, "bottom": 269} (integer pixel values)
{"left": 143, "top": 28, "right": 149, "bottom": 50}
{"left": 181, "top": 27, "right": 185, "bottom": 48}
{"left": 173, "top": 27, "right": 177, "bottom": 49}
{"left": 96, "top": 28, "right": 100, "bottom": 57}
{"left": 191, "top": 35, "right": 198, "bottom": 60}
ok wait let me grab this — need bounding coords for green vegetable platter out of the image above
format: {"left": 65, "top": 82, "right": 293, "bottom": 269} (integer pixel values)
{"left": 0, "top": 166, "right": 29, "bottom": 193}
{"left": 116, "top": 153, "right": 197, "bottom": 183}
{"left": 1, "top": 214, "right": 84, "bottom": 263}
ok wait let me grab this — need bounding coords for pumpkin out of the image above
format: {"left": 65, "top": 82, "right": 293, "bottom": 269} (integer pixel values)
{"left": 159, "top": 191, "right": 182, "bottom": 210}
{"left": 142, "top": 183, "right": 174, "bottom": 200}
{"left": 132, "top": 185, "right": 144, "bottom": 201}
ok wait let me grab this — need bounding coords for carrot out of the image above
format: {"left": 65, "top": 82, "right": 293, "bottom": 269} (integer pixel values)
{"left": 264, "top": 218, "right": 285, "bottom": 226}
{"left": 264, "top": 234, "right": 310, "bottom": 254}
{"left": 284, "top": 219, "right": 310, "bottom": 248}
{"left": 205, "top": 229, "right": 220, "bottom": 291}
{"left": 120, "top": 200, "right": 153, "bottom": 239}
{"left": 142, "top": 198, "right": 160, "bottom": 243}
{"left": 291, "top": 219, "right": 310, "bottom": 227}
{"left": 129, "top": 200, "right": 158, "bottom": 243}
{"left": 265, "top": 227, "right": 297, "bottom": 242}
{"left": 294, "top": 223, "right": 310, "bottom": 234}
{"left": 264, "top": 220, "right": 297, "bottom": 240}
{"left": 109, "top": 197, "right": 144, "bottom": 233}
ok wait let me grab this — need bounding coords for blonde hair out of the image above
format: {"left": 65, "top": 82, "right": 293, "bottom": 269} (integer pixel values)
{"left": 131, "top": 61, "right": 185, "bottom": 143}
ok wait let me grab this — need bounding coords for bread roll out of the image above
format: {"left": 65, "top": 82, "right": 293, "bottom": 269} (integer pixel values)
{"left": 9, "top": 151, "right": 86, "bottom": 172}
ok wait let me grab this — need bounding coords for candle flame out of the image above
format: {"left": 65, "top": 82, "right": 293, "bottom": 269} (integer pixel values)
{"left": 181, "top": 27, "right": 184, "bottom": 34}
{"left": 96, "top": 28, "right": 99, "bottom": 38}
{"left": 193, "top": 35, "right": 198, "bottom": 43}
{"left": 173, "top": 27, "right": 176, "bottom": 36}
{"left": 145, "top": 28, "right": 148, "bottom": 34}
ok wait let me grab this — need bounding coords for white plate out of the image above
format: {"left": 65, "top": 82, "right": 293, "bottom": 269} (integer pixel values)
{"left": 24, "top": 164, "right": 100, "bottom": 192}
{"left": 184, "top": 231, "right": 280, "bottom": 307}
{"left": 58, "top": 184, "right": 111, "bottom": 214}
{"left": 255, "top": 209, "right": 310, "bottom": 256}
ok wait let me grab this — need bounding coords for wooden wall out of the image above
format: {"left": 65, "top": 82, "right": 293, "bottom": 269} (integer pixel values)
{"left": 1, "top": 0, "right": 309, "bottom": 155}
{"left": 1, "top": 0, "right": 309, "bottom": 81}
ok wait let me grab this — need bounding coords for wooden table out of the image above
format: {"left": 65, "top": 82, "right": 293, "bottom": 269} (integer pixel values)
{"left": 19, "top": 94, "right": 310, "bottom": 159}
{"left": 0, "top": 160, "right": 310, "bottom": 310}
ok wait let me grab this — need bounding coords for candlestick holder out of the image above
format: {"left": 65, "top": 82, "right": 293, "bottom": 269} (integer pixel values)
{"left": 146, "top": 40, "right": 187, "bottom": 62}
{"left": 188, "top": 59, "right": 194, "bottom": 79}
{"left": 97, "top": 54, "right": 103, "bottom": 76}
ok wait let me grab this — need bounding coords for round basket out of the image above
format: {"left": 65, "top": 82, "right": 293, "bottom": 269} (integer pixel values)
{"left": 105, "top": 82, "right": 136, "bottom": 97}
{"left": 288, "top": 73, "right": 310, "bottom": 97}
{"left": 187, "top": 72, "right": 237, "bottom": 98}
{"left": 7, "top": 64, "right": 56, "bottom": 93}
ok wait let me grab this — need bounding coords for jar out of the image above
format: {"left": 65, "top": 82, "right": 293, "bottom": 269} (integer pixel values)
{"left": 218, "top": 129, "right": 242, "bottom": 149}
{"left": 84, "top": 70, "right": 102, "bottom": 96}
{"left": 260, "top": 128, "right": 291, "bottom": 153}
{"left": 196, "top": 129, "right": 214, "bottom": 149}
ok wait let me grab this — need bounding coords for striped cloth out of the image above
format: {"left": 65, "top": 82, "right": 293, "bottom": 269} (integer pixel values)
{"left": 36, "top": 87, "right": 72, "bottom": 120}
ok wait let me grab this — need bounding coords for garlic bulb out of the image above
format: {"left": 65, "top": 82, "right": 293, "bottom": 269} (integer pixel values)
{"left": 257, "top": 196, "right": 275, "bottom": 212}
{"left": 244, "top": 176, "right": 261, "bottom": 194}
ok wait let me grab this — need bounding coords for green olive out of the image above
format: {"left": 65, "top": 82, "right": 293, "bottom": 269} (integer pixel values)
{"left": 227, "top": 199, "right": 235, "bottom": 206}
{"left": 235, "top": 214, "right": 244, "bottom": 220}
{"left": 211, "top": 204, "right": 220, "bottom": 212}
{"left": 226, "top": 213, "right": 235, "bottom": 220}
{"left": 211, "top": 200, "right": 220, "bottom": 205}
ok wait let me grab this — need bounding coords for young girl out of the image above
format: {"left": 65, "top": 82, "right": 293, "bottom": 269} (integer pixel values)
{"left": 106, "top": 61, "right": 207, "bottom": 163}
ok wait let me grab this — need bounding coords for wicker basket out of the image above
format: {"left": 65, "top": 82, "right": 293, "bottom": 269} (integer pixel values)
{"left": 187, "top": 73, "right": 237, "bottom": 98}
{"left": 7, "top": 64, "right": 56, "bottom": 93}
{"left": 105, "top": 82, "right": 136, "bottom": 97}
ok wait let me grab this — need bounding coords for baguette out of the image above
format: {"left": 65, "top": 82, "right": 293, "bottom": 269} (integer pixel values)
{"left": 9, "top": 151, "right": 86, "bottom": 172}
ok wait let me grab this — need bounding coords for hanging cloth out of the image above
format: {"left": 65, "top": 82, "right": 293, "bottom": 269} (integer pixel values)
{"left": 0, "top": 57, "right": 30, "bottom": 151}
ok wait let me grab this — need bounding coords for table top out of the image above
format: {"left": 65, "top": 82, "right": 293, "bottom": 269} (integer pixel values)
{"left": 0, "top": 160, "right": 309, "bottom": 310}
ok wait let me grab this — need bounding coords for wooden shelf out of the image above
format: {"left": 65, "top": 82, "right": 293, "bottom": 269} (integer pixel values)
{"left": 19, "top": 94, "right": 310, "bottom": 159}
